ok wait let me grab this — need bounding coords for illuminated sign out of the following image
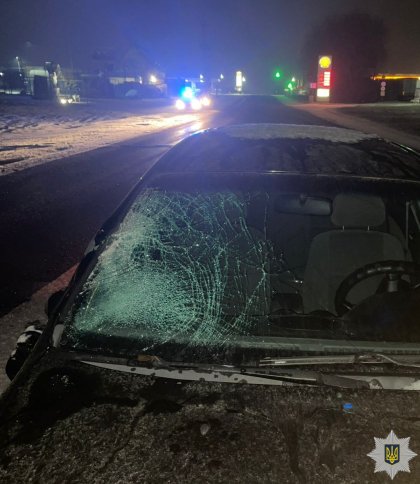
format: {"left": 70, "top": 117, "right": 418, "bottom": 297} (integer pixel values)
{"left": 372, "top": 73, "right": 420, "bottom": 80}
{"left": 319, "top": 56, "right": 332, "bottom": 69}
{"left": 235, "top": 71, "right": 243, "bottom": 92}
{"left": 317, "top": 55, "right": 332, "bottom": 102}
{"left": 317, "top": 88, "right": 330, "bottom": 98}
{"left": 317, "top": 70, "right": 331, "bottom": 88}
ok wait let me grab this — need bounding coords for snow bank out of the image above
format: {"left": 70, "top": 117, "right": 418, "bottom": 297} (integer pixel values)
{"left": 0, "top": 100, "right": 197, "bottom": 175}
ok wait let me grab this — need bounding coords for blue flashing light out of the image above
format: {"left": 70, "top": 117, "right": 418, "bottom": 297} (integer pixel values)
{"left": 181, "top": 86, "right": 194, "bottom": 99}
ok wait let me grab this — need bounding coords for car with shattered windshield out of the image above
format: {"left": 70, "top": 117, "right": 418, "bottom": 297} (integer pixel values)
{"left": 2, "top": 123, "right": 420, "bottom": 482}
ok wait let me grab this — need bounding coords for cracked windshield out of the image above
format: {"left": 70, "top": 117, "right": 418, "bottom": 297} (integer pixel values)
{"left": 66, "top": 174, "right": 420, "bottom": 360}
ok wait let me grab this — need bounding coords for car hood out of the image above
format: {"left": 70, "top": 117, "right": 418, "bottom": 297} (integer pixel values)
{"left": 1, "top": 363, "right": 420, "bottom": 483}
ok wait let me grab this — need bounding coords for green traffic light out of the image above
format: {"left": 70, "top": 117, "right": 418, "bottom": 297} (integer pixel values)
{"left": 275, "top": 71, "right": 281, "bottom": 79}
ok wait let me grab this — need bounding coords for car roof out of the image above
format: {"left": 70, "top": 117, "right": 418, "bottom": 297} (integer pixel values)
{"left": 154, "top": 123, "right": 420, "bottom": 182}
{"left": 218, "top": 123, "right": 379, "bottom": 143}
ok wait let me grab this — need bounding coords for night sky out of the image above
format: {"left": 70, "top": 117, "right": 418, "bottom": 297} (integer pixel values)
{"left": 1, "top": 0, "right": 419, "bottom": 90}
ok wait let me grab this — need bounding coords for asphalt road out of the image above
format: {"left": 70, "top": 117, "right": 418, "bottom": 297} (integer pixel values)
{"left": 0, "top": 95, "right": 329, "bottom": 317}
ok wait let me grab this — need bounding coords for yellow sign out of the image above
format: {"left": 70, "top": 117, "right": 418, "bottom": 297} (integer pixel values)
{"left": 319, "top": 56, "right": 332, "bottom": 69}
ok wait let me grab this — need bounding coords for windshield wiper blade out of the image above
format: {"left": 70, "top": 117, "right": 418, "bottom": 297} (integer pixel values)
{"left": 76, "top": 352, "right": 238, "bottom": 372}
{"left": 80, "top": 357, "right": 371, "bottom": 389}
{"left": 259, "top": 353, "right": 420, "bottom": 368}
{"left": 358, "top": 353, "right": 420, "bottom": 368}
{"left": 260, "top": 355, "right": 355, "bottom": 366}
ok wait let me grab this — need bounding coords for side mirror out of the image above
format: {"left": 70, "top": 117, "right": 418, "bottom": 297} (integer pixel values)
{"left": 5, "top": 322, "right": 44, "bottom": 380}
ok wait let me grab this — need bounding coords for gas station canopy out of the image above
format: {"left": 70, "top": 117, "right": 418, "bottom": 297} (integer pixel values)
{"left": 372, "top": 73, "right": 420, "bottom": 80}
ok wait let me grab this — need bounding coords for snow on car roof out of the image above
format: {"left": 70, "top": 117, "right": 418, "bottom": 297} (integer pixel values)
{"left": 219, "top": 123, "right": 379, "bottom": 143}
{"left": 155, "top": 122, "right": 420, "bottom": 181}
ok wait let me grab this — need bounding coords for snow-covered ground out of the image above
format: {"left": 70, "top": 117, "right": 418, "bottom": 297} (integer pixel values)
{"left": 0, "top": 97, "right": 198, "bottom": 176}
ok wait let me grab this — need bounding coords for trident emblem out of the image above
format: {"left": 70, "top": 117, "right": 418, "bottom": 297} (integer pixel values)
{"left": 385, "top": 445, "right": 400, "bottom": 465}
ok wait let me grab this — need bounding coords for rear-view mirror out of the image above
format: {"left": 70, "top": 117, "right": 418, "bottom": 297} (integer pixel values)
{"left": 275, "top": 194, "right": 332, "bottom": 216}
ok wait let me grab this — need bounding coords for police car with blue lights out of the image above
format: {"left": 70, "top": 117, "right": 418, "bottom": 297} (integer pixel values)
{"left": 174, "top": 84, "right": 211, "bottom": 111}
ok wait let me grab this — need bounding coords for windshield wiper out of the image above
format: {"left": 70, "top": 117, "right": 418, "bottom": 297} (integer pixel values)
{"left": 259, "top": 353, "right": 420, "bottom": 369}
{"left": 76, "top": 352, "right": 420, "bottom": 390}
{"left": 75, "top": 352, "right": 238, "bottom": 372}
{"left": 75, "top": 350, "right": 420, "bottom": 372}
{"left": 78, "top": 354, "right": 371, "bottom": 389}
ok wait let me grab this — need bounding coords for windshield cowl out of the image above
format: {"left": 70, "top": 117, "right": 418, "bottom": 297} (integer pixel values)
{"left": 70, "top": 349, "right": 420, "bottom": 390}
{"left": 79, "top": 356, "right": 420, "bottom": 391}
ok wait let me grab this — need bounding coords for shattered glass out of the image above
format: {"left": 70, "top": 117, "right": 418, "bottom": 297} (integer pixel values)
{"left": 70, "top": 189, "right": 271, "bottom": 349}
{"left": 65, "top": 175, "right": 420, "bottom": 356}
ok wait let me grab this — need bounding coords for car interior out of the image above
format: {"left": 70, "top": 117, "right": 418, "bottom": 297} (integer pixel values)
{"left": 264, "top": 191, "right": 418, "bottom": 316}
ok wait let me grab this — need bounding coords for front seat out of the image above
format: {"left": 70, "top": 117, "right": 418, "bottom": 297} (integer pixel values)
{"left": 302, "top": 193, "right": 406, "bottom": 314}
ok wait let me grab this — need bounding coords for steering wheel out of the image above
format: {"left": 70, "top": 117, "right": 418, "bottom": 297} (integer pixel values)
{"left": 335, "top": 260, "right": 420, "bottom": 316}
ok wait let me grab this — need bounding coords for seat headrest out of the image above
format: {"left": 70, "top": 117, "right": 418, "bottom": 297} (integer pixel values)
{"left": 331, "top": 193, "right": 385, "bottom": 227}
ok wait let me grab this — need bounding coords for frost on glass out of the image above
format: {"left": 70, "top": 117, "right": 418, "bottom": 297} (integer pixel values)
{"left": 71, "top": 189, "right": 270, "bottom": 348}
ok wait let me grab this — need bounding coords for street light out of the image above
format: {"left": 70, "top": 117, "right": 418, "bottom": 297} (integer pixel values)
{"left": 220, "top": 73, "right": 224, "bottom": 80}
{"left": 16, "top": 56, "right": 22, "bottom": 74}
{"left": 149, "top": 74, "right": 157, "bottom": 84}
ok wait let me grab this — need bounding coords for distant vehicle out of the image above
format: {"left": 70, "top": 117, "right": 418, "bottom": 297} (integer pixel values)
{"left": 174, "top": 84, "right": 212, "bottom": 111}
{"left": 58, "top": 93, "right": 80, "bottom": 104}
{"left": 3, "top": 124, "right": 420, "bottom": 482}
